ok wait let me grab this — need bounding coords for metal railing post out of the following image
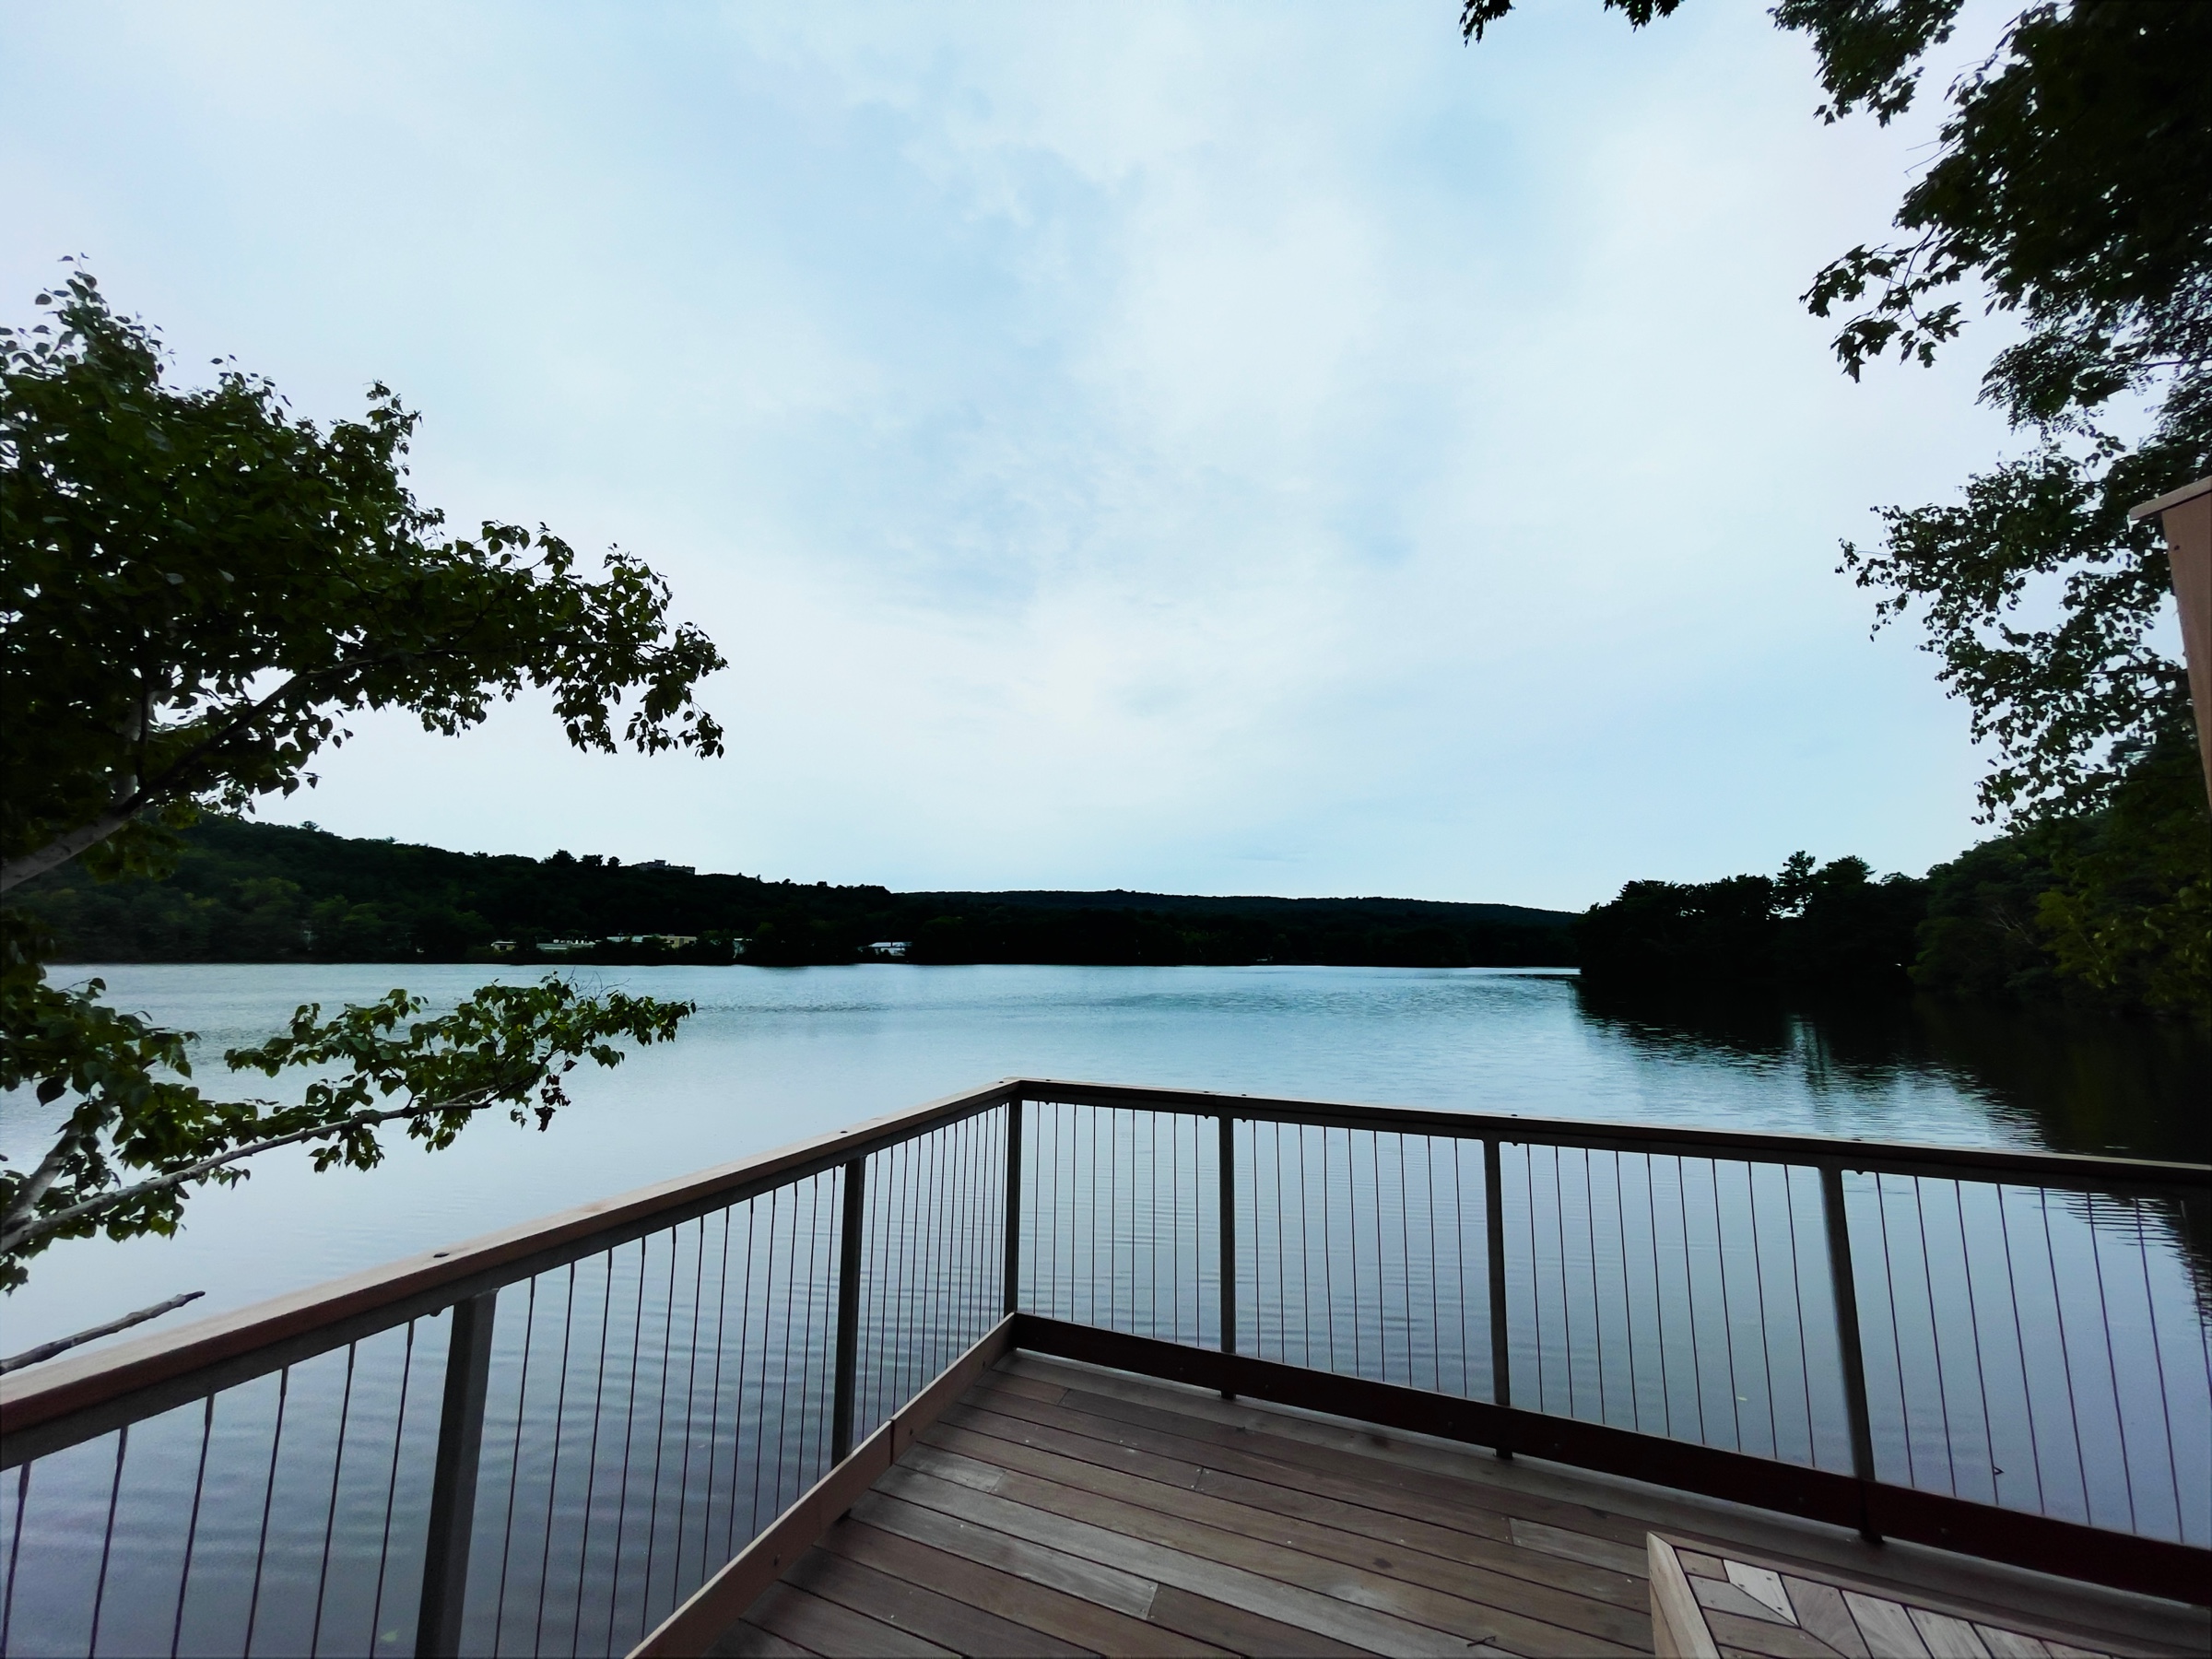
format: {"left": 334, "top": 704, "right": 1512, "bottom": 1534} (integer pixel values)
{"left": 1218, "top": 1113, "right": 1237, "bottom": 1398}
{"left": 1003, "top": 1097, "right": 1023, "bottom": 1317}
{"left": 415, "top": 1291, "right": 497, "bottom": 1658}
{"left": 1483, "top": 1136, "right": 1512, "bottom": 1458}
{"left": 1819, "top": 1161, "right": 1881, "bottom": 1543}
{"left": 830, "top": 1156, "right": 866, "bottom": 1463}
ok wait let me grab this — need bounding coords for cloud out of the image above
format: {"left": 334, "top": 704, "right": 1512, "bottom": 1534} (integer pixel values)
{"left": 1, "top": 0, "right": 2022, "bottom": 906}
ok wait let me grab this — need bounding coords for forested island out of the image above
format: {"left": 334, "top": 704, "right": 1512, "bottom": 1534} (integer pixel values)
{"left": 13, "top": 815, "right": 1577, "bottom": 969}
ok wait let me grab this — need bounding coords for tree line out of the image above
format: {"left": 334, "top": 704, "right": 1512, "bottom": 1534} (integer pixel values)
{"left": 12, "top": 815, "right": 1578, "bottom": 969}
{"left": 1578, "top": 724, "right": 2206, "bottom": 1018}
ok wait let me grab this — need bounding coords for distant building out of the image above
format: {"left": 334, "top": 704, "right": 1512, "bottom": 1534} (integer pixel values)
{"left": 538, "top": 939, "right": 594, "bottom": 954}
{"left": 489, "top": 940, "right": 517, "bottom": 953}
{"left": 635, "top": 859, "right": 696, "bottom": 875}
{"left": 606, "top": 933, "right": 699, "bottom": 947}
{"left": 868, "top": 940, "right": 911, "bottom": 959}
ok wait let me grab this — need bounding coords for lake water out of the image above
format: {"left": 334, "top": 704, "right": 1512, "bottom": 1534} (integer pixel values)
{"left": 6, "top": 961, "right": 2203, "bottom": 1359}
{"left": 6, "top": 964, "right": 2207, "bottom": 1658}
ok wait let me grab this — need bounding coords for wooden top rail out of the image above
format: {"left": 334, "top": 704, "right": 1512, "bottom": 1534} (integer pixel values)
{"left": 6, "top": 1076, "right": 2203, "bottom": 1469}
{"left": 1017, "top": 1077, "right": 2212, "bottom": 1193}
{"left": 0, "top": 1080, "right": 1016, "bottom": 1466}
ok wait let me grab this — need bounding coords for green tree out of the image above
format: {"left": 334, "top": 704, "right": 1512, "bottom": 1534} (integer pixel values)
{"left": 1, "top": 268, "right": 727, "bottom": 1289}
{"left": 1463, "top": 0, "right": 2208, "bottom": 818}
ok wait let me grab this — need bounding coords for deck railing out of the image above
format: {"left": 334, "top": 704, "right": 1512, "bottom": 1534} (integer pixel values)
{"left": 2, "top": 1079, "right": 2206, "bottom": 1657}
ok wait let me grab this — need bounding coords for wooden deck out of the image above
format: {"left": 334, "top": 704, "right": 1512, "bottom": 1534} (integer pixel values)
{"left": 709, "top": 1353, "right": 2209, "bottom": 1658}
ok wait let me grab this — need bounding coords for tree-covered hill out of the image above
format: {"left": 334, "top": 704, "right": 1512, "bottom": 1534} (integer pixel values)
{"left": 14, "top": 816, "right": 1577, "bottom": 968}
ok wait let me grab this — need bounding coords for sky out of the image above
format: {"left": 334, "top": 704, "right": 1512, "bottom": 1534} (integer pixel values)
{"left": 3, "top": 1, "right": 2037, "bottom": 911}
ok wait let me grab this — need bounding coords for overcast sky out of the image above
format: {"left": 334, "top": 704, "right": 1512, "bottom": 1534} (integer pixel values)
{"left": 6, "top": 1, "right": 2037, "bottom": 910}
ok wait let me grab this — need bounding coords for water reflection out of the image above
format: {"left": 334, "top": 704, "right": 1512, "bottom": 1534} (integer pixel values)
{"left": 1571, "top": 982, "right": 2210, "bottom": 1165}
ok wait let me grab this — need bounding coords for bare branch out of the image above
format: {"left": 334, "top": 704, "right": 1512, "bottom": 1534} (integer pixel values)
{"left": 0, "top": 1291, "right": 205, "bottom": 1375}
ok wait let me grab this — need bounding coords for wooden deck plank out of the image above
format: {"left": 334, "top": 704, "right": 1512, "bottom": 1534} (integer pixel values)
{"left": 1004, "top": 1358, "right": 2206, "bottom": 1653}
{"left": 955, "top": 1379, "right": 1524, "bottom": 1547}
{"left": 712, "top": 1356, "right": 2204, "bottom": 1659}
{"left": 914, "top": 1418, "right": 1653, "bottom": 1645}
{"left": 977, "top": 1371, "right": 1643, "bottom": 1543}
{"left": 741, "top": 1582, "right": 955, "bottom": 1658}
{"left": 875, "top": 1462, "right": 1496, "bottom": 1657}
{"left": 703, "top": 1619, "right": 813, "bottom": 1658}
{"left": 819, "top": 1518, "right": 1218, "bottom": 1658}
{"left": 1140, "top": 1585, "right": 1382, "bottom": 1659}
{"left": 939, "top": 1392, "right": 1650, "bottom": 1611}
{"left": 847, "top": 1489, "right": 1161, "bottom": 1618}
{"left": 784, "top": 1545, "right": 1090, "bottom": 1657}
{"left": 905, "top": 1443, "right": 1641, "bottom": 1659}
{"left": 1510, "top": 1515, "right": 1651, "bottom": 1578}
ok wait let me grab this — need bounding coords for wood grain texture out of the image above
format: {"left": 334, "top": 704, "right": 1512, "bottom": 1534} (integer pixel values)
{"left": 700, "top": 1354, "right": 2206, "bottom": 1659}
{"left": 1651, "top": 1535, "right": 1723, "bottom": 1659}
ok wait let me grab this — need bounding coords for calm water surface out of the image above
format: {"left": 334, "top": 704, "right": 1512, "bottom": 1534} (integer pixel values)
{"left": 4, "top": 961, "right": 2203, "bottom": 1358}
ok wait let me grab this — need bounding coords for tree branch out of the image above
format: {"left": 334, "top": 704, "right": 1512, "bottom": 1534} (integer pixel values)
{"left": 0, "top": 1089, "right": 517, "bottom": 1255}
{"left": 0, "top": 1122, "right": 89, "bottom": 1236}
{"left": 0, "top": 808, "right": 147, "bottom": 891}
{"left": 0, "top": 1291, "right": 205, "bottom": 1376}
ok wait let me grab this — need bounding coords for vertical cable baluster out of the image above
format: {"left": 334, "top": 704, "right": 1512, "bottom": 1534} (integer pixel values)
{"left": 1908, "top": 1178, "right": 1959, "bottom": 1494}
{"left": 1218, "top": 1112, "right": 1237, "bottom": 1395}
{"left": 88, "top": 1426, "right": 127, "bottom": 1659}
{"left": 700, "top": 1209, "right": 734, "bottom": 1586}
{"left": 757, "top": 1192, "right": 787, "bottom": 1535}
{"left": 1783, "top": 1170, "right": 1816, "bottom": 1467}
{"left": 1646, "top": 1157, "right": 1673, "bottom": 1440}
{"left": 2130, "top": 1197, "right": 2184, "bottom": 1535}
{"left": 1710, "top": 1160, "right": 1742, "bottom": 1450}
{"left": 368, "top": 1321, "right": 420, "bottom": 1655}
{"left": 1747, "top": 1162, "right": 1779, "bottom": 1456}
{"left": 2035, "top": 1186, "right": 2092, "bottom": 1522}
{"left": 309, "top": 1343, "right": 358, "bottom": 1658}
{"left": 914, "top": 1131, "right": 938, "bottom": 1380}
{"left": 4, "top": 1463, "right": 29, "bottom": 1658}
{"left": 2083, "top": 1194, "right": 2139, "bottom": 1531}
{"left": 1451, "top": 1140, "right": 1468, "bottom": 1395}
{"left": 805, "top": 1173, "right": 831, "bottom": 1489}
{"left": 782, "top": 1179, "right": 815, "bottom": 1512}
{"left": 1425, "top": 1138, "right": 1443, "bottom": 1393}
{"left": 170, "top": 1394, "right": 214, "bottom": 1658}
{"left": 1950, "top": 1180, "right": 1998, "bottom": 1503}
{"left": 721, "top": 1204, "right": 757, "bottom": 1565}
{"left": 572, "top": 1250, "right": 618, "bottom": 1657}
{"left": 534, "top": 1264, "right": 580, "bottom": 1656}
{"left": 1992, "top": 1184, "right": 2049, "bottom": 1515}
{"left": 1676, "top": 1157, "right": 1707, "bottom": 1444}
{"left": 896, "top": 1135, "right": 921, "bottom": 1400}
{"left": 952, "top": 1118, "right": 972, "bottom": 1350}
{"left": 242, "top": 1369, "right": 289, "bottom": 1657}
{"left": 606, "top": 1236, "right": 652, "bottom": 1653}
{"left": 1872, "top": 1175, "right": 1917, "bottom": 1488}
{"left": 671, "top": 1220, "right": 709, "bottom": 1593}
{"left": 1527, "top": 1146, "right": 1545, "bottom": 1413}
{"left": 1614, "top": 1153, "right": 1640, "bottom": 1432}
{"left": 641, "top": 1226, "right": 683, "bottom": 1620}
{"left": 494, "top": 1279, "right": 540, "bottom": 1647}
{"left": 943, "top": 1123, "right": 961, "bottom": 1372}
{"left": 1584, "top": 1149, "right": 1606, "bottom": 1424}
{"left": 1173, "top": 1113, "right": 1184, "bottom": 1344}
{"left": 1396, "top": 1134, "right": 1414, "bottom": 1387}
